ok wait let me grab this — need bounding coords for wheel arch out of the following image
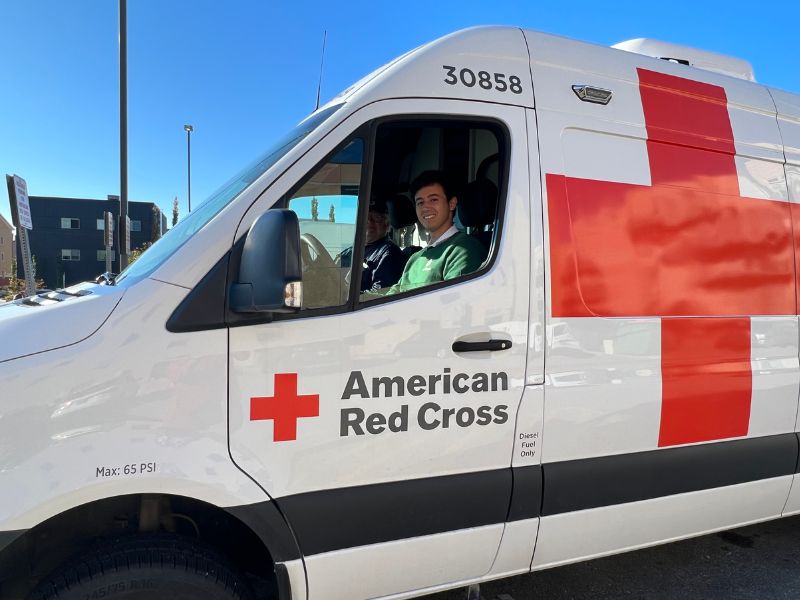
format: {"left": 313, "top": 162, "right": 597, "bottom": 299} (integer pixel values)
{"left": 0, "top": 492, "right": 302, "bottom": 599}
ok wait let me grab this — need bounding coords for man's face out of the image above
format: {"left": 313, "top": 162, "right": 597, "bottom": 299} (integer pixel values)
{"left": 365, "top": 210, "right": 389, "bottom": 244}
{"left": 415, "top": 183, "right": 456, "bottom": 240}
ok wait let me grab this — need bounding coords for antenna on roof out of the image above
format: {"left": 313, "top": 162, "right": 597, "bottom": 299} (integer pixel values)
{"left": 315, "top": 30, "right": 327, "bottom": 111}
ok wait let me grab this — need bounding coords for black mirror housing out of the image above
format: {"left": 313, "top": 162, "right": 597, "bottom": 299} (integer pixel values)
{"left": 230, "top": 209, "right": 302, "bottom": 313}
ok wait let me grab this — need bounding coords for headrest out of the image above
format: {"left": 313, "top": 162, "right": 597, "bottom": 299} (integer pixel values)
{"left": 387, "top": 193, "right": 417, "bottom": 229}
{"left": 457, "top": 179, "right": 498, "bottom": 227}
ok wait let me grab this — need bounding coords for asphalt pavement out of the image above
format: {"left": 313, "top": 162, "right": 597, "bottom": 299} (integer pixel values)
{"left": 428, "top": 515, "right": 800, "bottom": 600}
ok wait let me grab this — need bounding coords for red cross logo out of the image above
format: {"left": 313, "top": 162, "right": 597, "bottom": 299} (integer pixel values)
{"left": 250, "top": 373, "right": 320, "bottom": 442}
{"left": 547, "top": 69, "right": 795, "bottom": 447}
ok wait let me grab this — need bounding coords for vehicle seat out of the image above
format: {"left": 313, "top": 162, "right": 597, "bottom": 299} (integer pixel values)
{"left": 477, "top": 153, "right": 499, "bottom": 185}
{"left": 387, "top": 193, "right": 422, "bottom": 256}
{"left": 457, "top": 179, "right": 498, "bottom": 253}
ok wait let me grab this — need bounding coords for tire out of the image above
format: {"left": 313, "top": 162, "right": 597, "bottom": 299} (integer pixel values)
{"left": 29, "top": 535, "right": 256, "bottom": 600}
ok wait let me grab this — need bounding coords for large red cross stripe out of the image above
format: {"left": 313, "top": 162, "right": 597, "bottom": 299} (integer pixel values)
{"left": 547, "top": 68, "right": 796, "bottom": 447}
{"left": 250, "top": 373, "right": 320, "bottom": 442}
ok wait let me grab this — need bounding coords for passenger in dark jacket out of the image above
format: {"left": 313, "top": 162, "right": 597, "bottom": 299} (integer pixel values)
{"left": 337, "top": 198, "right": 408, "bottom": 292}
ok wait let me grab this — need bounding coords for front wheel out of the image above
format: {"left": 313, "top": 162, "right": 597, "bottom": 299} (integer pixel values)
{"left": 29, "top": 536, "right": 256, "bottom": 600}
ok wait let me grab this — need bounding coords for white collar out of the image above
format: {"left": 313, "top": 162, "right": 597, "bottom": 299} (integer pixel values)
{"left": 427, "top": 225, "right": 459, "bottom": 248}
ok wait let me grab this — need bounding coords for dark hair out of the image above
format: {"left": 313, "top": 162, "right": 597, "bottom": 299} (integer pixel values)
{"left": 410, "top": 170, "right": 452, "bottom": 200}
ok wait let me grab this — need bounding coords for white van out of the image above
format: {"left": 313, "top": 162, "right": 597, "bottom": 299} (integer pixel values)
{"left": 2, "top": 26, "right": 799, "bottom": 600}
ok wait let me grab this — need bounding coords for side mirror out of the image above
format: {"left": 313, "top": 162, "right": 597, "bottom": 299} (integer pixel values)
{"left": 230, "top": 209, "right": 303, "bottom": 313}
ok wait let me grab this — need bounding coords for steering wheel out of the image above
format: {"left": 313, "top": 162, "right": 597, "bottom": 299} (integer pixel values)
{"left": 300, "top": 233, "right": 335, "bottom": 268}
{"left": 299, "top": 233, "right": 345, "bottom": 308}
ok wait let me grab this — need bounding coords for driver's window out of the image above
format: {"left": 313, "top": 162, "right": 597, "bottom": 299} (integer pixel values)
{"left": 286, "top": 138, "right": 363, "bottom": 310}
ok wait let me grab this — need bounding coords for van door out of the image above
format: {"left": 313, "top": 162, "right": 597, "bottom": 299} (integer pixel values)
{"left": 527, "top": 32, "right": 798, "bottom": 569}
{"left": 228, "top": 99, "right": 532, "bottom": 600}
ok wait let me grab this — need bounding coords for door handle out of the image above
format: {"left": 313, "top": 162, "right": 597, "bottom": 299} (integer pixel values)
{"left": 452, "top": 339, "right": 512, "bottom": 353}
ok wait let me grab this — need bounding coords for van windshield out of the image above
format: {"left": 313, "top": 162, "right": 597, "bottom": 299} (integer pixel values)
{"left": 115, "top": 103, "right": 343, "bottom": 285}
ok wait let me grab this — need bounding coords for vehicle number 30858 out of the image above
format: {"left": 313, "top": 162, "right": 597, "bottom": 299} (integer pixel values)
{"left": 442, "top": 65, "right": 523, "bottom": 94}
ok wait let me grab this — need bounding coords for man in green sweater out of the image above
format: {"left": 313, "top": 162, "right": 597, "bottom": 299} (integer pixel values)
{"left": 386, "top": 170, "right": 486, "bottom": 295}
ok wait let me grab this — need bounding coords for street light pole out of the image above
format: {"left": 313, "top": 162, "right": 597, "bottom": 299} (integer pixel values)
{"left": 119, "top": 0, "right": 129, "bottom": 269}
{"left": 184, "top": 124, "right": 193, "bottom": 213}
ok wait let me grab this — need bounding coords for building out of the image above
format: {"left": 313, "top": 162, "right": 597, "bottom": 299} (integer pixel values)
{"left": 0, "top": 214, "right": 13, "bottom": 279}
{"left": 16, "top": 195, "right": 167, "bottom": 289}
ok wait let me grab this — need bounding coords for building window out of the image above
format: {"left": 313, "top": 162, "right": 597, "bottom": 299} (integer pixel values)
{"left": 61, "top": 249, "right": 81, "bottom": 261}
{"left": 97, "top": 250, "right": 116, "bottom": 262}
{"left": 61, "top": 218, "right": 80, "bottom": 229}
{"left": 130, "top": 220, "right": 142, "bottom": 232}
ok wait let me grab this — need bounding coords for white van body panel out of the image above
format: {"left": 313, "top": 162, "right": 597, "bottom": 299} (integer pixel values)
{"left": 510, "top": 386, "right": 544, "bottom": 468}
{"left": 0, "top": 277, "right": 266, "bottom": 531}
{"left": 338, "top": 27, "right": 534, "bottom": 110}
{"left": 524, "top": 108, "right": 546, "bottom": 385}
{"left": 749, "top": 317, "right": 800, "bottom": 436}
{"left": 0, "top": 283, "right": 123, "bottom": 362}
{"left": 528, "top": 30, "right": 787, "bottom": 200}
{"left": 771, "top": 87, "right": 800, "bottom": 207}
{"left": 526, "top": 29, "right": 797, "bottom": 465}
{"left": 280, "top": 559, "right": 307, "bottom": 600}
{"left": 304, "top": 525, "right": 504, "bottom": 600}
{"left": 533, "top": 475, "right": 791, "bottom": 570}
{"left": 487, "top": 518, "right": 540, "bottom": 577}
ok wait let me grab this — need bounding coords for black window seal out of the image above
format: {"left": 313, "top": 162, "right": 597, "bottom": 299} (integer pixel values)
{"left": 225, "top": 112, "right": 513, "bottom": 327}
{"left": 352, "top": 114, "right": 511, "bottom": 311}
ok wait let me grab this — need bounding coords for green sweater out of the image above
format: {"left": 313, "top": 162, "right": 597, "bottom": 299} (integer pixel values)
{"left": 387, "top": 231, "right": 486, "bottom": 295}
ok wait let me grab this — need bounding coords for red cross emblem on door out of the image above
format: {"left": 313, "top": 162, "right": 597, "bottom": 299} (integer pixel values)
{"left": 547, "top": 68, "right": 796, "bottom": 447}
{"left": 250, "top": 373, "right": 320, "bottom": 442}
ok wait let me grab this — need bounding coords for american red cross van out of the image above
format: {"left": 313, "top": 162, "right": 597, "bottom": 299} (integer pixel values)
{"left": 2, "top": 25, "right": 800, "bottom": 600}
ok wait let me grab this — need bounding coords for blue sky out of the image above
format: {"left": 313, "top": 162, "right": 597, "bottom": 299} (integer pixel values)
{"left": 1, "top": 0, "right": 798, "bottom": 227}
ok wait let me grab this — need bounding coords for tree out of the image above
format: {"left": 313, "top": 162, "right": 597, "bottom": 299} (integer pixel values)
{"left": 151, "top": 205, "right": 162, "bottom": 241}
{"left": 2, "top": 257, "right": 44, "bottom": 299}
{"left": 172, "top": 196, "right": 179, "bottom": 227}
{"left": 3, "top": 258, "right": 20, "bottom": 300}
{"left": 8, "top": 257, "right": 18, "bottom": 291}
{"left": 311, "top": 197, "right": 319, "bottom": 221}
{"left": 128, "top": 242, "right": 153, "bottom": 265}
{"left": 328, "top": 204, "right": 336, "bottom": 222}
{"left": 30, "top": 255, "right": 46, "bottom": 290}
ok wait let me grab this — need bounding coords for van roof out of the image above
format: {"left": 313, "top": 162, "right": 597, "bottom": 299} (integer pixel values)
{"left": 325, "top": 26, "right": 771, "bottom": 114}
{"left": 612, "top": 38, "right": 755, "bottom": 82}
